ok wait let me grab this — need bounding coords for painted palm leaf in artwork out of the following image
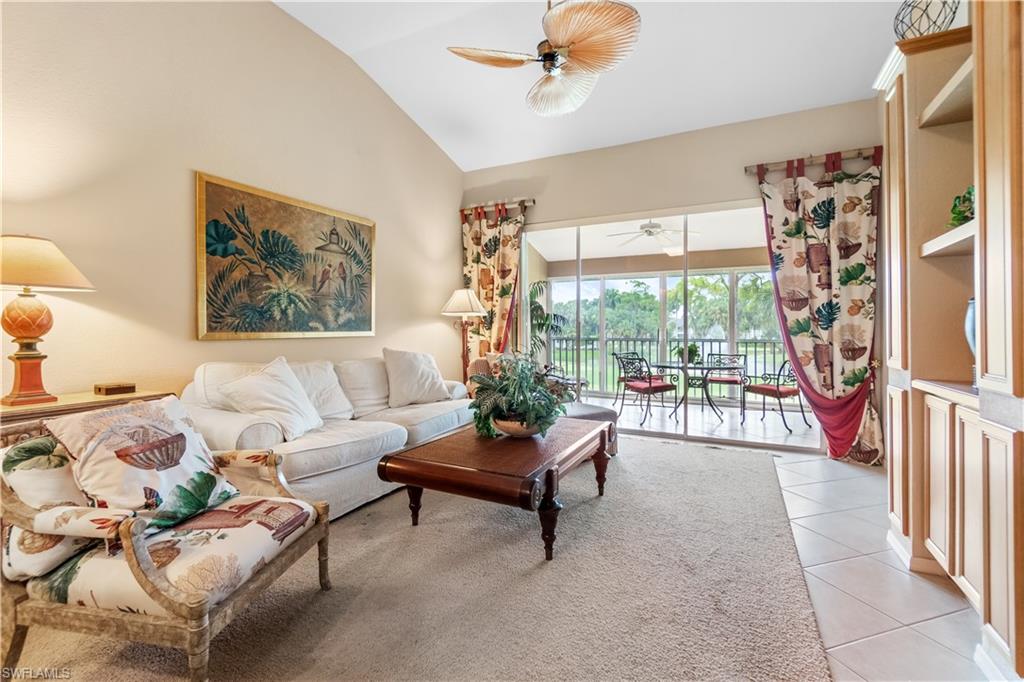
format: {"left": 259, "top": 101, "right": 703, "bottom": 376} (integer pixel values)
{"left": 207, "top": 261, "right": 245, "bottom": 329}
{"left": 348, "top": 274, "right": 369, "bottom": 309}
{"left": 205, "top": 220, "right": 245, "bottom": 259}
{"left": 231, "top": 304, "right": 271, "bottom": 333}
{"left": 256, "top": 230, "right": 304, "bottom": 277}
{"left": 335, "top": 222, "right": 373, "bottom": 275}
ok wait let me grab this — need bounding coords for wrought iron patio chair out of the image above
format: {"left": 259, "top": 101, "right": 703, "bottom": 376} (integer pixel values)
{"left": 613, "top": 351, "right": 677, "bottom": 426}
{"left": 742, "top": 359, "right": 812, "bottom": 432}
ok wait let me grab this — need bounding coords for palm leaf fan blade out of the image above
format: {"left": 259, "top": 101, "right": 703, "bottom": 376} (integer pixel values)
{"left": 543, "top": 0, "right": 641, "bottom": 74}
{"left": 526, "top": 62, "right": 599, "bottom": 116}
{"left": 448, "top": 47, "right": 537, "bottom": 68}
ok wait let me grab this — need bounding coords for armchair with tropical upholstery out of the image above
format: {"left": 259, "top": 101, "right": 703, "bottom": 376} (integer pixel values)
{"left": 1, "top": 413, "right": 330, "bottom": 682}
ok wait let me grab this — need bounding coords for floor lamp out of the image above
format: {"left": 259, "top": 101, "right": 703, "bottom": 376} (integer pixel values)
{"left": 1, "top": 235, "right": 95, "bottom": 405}
{"left": 441, "top": 288, "right": 486, "bottom": 383}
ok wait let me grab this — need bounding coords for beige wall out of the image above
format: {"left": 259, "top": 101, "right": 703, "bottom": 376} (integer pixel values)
{"left": 525, "top": 243, "right": 549, "bottom": 283}
{"left": 1, "top": 2, "right": 465, "bottom": 395}
{"left": 546, "top": 247, "right": 768, "bottom": 278}
{"left": 462, "top": 99, "right": 882, "bottom": 228}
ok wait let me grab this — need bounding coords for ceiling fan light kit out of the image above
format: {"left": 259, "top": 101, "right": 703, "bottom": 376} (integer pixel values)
{"left": 447, "top": 0, "right": 641, "bottom": 117}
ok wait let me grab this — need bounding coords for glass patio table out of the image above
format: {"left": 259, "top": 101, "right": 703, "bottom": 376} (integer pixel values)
{"left": 649, "top": 361, "right": 745, "bottom": 421}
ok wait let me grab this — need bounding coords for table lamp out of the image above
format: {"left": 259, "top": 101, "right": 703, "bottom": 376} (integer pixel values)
{"left": 441, "top": 288, "right": 487, "bottom": 383}
{"left": 1, "top": 235, "right": 95, "bottom": 406}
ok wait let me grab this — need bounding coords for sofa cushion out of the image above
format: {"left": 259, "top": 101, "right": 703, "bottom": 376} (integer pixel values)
{"left": 273, "top": 419, "right": 407, "bottom": 482}
{"left": 335, "top": 358, "right": 390, "bottom": 418}
{"left": 362, "top": 399, "right": 472, "bottom": 446}
{"left": 383, "top": 348, "right": 450, "bottom": 408}
{"left": 218, "top": 357, "right": 324, "bottom": 440}
{"left": 288, "top": 360, "right": 354, "bottom": 419}
{"left": 45, "top": 396, "right": 238, "bottom": 530}
{"left": 27, "top": 495, "right": 315, "bottom": 616}
{"left": 190, "top": 360, "right": 352, "bottom": 419}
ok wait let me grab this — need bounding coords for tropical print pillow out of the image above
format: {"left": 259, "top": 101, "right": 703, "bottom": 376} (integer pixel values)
{"left": 45, "top": 397, "right": 238, "bottom": 530}
{"left": 2, "top": 522, "right": 95, "bottom": 581}
{"left": 1, "top": 437, "right": 103, "bottom": 580}
{"left": 1, "top": 436, "right": 89, "bottom": 510}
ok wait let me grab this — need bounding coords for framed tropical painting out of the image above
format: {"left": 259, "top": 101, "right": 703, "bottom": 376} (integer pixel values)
{"left": 196, "top": 172, "right": 375, "bottom": 339}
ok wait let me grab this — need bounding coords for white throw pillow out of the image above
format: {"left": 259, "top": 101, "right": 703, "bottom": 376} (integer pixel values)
{"left": 383, "top": 348, "right": 451, "bottom": 408}
{"left": 218, "top": 357, "right": 324, "bottom": 440}
{"left": 335, "top": 358, "right": 391, "bottom": 418}
{"left": 289, "top": 360, "right": 354, "bottom": 419}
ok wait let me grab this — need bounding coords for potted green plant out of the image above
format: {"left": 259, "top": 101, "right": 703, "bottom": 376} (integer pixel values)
{"left": 469, "top": 355, "right": 565, "bottom": 438}
{"left": 947, "top": 185, "right": 975, "bottom": 229}
{"left": 674, "top": 342, "right": 701, "bottom": 364}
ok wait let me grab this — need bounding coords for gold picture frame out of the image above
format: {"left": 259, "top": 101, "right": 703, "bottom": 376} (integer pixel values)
{"left": 196, "top": 172, "right": 375, "bottom": 340}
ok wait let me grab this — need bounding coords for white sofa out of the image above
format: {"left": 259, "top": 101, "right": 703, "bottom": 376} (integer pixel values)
{"left": 181, "top": 357, "right": 472, "bottom": 519}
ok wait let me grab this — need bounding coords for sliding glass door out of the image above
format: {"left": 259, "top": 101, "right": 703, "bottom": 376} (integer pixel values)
{"left": 521, "top": 208, "right": 823, "bottom": 450}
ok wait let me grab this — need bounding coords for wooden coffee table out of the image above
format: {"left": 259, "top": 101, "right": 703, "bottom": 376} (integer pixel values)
{"left": 377, "top": 417, "right": 612, "bottom": 560}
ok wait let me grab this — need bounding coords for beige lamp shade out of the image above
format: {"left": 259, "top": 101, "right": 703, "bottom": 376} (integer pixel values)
{"left": 1, "top": 235, "right": 95, "bottom": 291}
{"left": 441, "top": 288, "right": 486, "bottom": 317}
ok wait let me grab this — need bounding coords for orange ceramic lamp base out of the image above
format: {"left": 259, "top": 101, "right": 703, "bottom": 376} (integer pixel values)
{"left": 1, "top": 289, "right": 57, "bottom": 406}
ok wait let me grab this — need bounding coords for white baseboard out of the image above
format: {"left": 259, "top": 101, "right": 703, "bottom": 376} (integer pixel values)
{"left": 975, "top": 626, "right": 1021, "bottom": 681}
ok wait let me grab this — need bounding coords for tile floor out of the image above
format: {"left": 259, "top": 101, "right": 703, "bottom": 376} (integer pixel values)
{"left": 588, "top": 394, "right": 823, "bottom": 448}
{"left": 773, "top": 452, "right": 988, "bottom": 681}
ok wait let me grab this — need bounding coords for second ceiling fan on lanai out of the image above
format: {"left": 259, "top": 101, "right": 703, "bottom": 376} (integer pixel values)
{"left": 608, "top": 220, "right": 687, "bottom": 247}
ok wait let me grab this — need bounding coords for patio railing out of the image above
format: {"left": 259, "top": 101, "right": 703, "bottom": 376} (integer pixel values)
{"left": 548, "top": 336, "right": 788, "bottom": 401}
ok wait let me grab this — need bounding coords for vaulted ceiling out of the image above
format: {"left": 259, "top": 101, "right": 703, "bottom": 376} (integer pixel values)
{"left": 280, "top": 2, "right": 900, "bottom": 171}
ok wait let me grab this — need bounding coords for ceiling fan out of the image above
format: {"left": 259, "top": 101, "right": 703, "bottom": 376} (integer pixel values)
{"left": 608, "top": 220, "right": 686, "bottom": 247}
{"left": 447, "top": 0, "right": 641, "bottom": 117}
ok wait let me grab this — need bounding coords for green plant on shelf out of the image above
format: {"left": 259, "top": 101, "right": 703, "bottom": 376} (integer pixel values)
{"left": 947, "top": 185, "right": 975, "bottom": 230}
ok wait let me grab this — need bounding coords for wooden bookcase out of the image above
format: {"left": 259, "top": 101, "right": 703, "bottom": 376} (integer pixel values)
{"left": 876, "top": 3, "right": 1024, "bottom": 677}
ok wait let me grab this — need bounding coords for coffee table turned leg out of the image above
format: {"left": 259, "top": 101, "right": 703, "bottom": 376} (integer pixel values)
{"left": 592, "top": 432, "right": 610, "bottom": 496}
{"left": 537, "top": 469, "right": 562, "bottom": 560}
{"left": 407, "top": 486, "right": 423, "bottom": 526}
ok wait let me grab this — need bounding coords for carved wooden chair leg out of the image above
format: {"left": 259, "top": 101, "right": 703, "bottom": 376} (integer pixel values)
{"left": 186, "top": 612, "right": 210, "bottom": 682}
{"left": 313, "top": 501, "right": 331, "bottom": 591}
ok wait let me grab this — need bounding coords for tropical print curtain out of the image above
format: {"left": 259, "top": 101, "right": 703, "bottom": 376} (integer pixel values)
{"left": 461, "top": 204, "right": 524, "bottom": 359}
{"left": 758, "top": 151, "right": 884, "bottom": 465}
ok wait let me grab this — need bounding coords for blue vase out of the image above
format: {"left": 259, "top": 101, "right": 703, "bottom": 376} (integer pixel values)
{"left": 964, "top": 298, "right": 977, "bottom": 357}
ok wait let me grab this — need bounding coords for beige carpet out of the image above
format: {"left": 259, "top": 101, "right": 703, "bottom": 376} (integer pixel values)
{"left": 14, "top": 437, "right": 829, "bottom": 681}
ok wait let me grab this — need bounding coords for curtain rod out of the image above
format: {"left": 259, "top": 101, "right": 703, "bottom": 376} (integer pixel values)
{"left": 743, "top": 147, "right": 879, "bottom": 176}
{"left": 460, "top": 198, "right": 536, "bottom": 213}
